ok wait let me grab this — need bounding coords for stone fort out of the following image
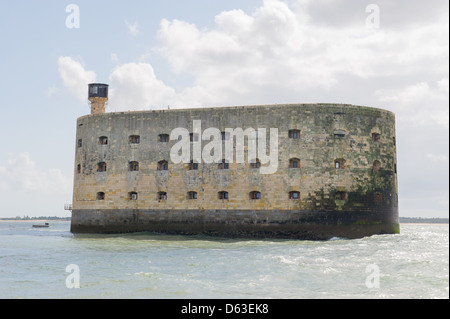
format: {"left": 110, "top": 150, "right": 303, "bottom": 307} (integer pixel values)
{"left": 69, "top": 83, "right": 399, "bottom": 239}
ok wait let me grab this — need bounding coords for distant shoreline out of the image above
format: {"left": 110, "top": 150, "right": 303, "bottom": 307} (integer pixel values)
{"left": 0, "top": 216, "right": 448, "bottom": 224}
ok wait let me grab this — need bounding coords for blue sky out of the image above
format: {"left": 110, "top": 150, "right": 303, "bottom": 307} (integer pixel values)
{"left": 0, "top": 0, "right": 448, "bottom": 218}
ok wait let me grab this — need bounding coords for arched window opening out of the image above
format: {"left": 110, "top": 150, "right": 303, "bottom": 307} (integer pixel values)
{"left": 249, "top": 191, "right": 261, "bottom": 200}
{"left": 157, "top": 160, "right": 168, "bottom": 171}
{"left": 129, "top": 161, "right": 139, "bottom": 171}
{"left": 98, "top": 136, "right": 108, "bottom": 145}
{"left": 218, "top": 159, "right": 229, "bottom": 169}
{"left": 188, "top": 160, "right": 198, "bottom": 170}
{"left": 158, "top": 192, "right": 167, "bottom": 200}
{"left": 128, "top": 192, "right": 138, "bottom": 200}
{"left": 187, "top": 191, "right": 197, "bottom": 200}
{"left": 289, "top": 158, "right": 301, "bottom": 168}
{"left": 96, "top": 192, "right": 105, "bottom": 200}
{"left": 250, "top": 158, "right": 261, "bottom": 169}
{"left": 288, "top": 129, "right": 300, "bottom": 139}
{"left": 97, "top": 162, "right": 107, "bottom": 172}
{"left": 218, "top": 191, "right": 229, "bottom": 200}
{"left": 158, "top": 134, "right": 169, "bottom": 142}
{"left": 372, "top": 133, "right": 381, "bottom": 142}
{"left": 335, "top": 158, "right": 346, "bottom": 169}
{"left": 129, "top": 135, "right": 140, "bottom": 144}
{"left": 289, "top": 191, "right": 300, "bottom": 200}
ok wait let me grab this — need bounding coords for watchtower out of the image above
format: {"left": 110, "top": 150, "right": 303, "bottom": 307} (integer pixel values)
{"left": 88, "top": 83, "right": 109, "bottom": 114}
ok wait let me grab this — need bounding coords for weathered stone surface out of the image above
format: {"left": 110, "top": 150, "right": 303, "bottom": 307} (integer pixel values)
{"left": 71, "top": 103, "right": 399, "bottom": 239}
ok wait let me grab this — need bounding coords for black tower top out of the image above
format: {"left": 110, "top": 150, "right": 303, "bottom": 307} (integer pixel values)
{"left": 88, "top": 83, "right": 109, "bottom": 98}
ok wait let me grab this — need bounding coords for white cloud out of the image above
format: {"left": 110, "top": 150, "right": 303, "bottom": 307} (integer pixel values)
{"left": 0, "top": 153, "right": 71, "bottom": 194}
{"left": 58, "top": 56, "right": 96, "bottom": 101}
{"left": 125, "top": 20, "right": 139, "bottom": 36}
{"left": 108, "top": 63, "right": 176, "bottom": 111}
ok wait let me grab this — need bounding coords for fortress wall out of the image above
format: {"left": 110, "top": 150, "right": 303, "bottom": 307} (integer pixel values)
{"left": 71, "top": 103, "right": 398, "bottom": 238}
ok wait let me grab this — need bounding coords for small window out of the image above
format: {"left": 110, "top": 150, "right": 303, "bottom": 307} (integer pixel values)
{"left": 187, "top": 191, "right": 197, "bottom": 200}
{"left": 98, "top": 136, "right": 108, "bottom": 145}
{"left": 335, "top": 191, "right": 347, "bottom": 200}
{"left": 96, "top": 192, "right": 105, "bottom": 200}
{"left": 289, "top": 158, "right": 301, "bottom": 168}
{"left": 77, "top": 139, "right": 82, "bottom": 147}
{"left": 97, "top": 162, "right": 107, "bottom": 172}
{"left": 221, "top": 131, "right": 229, "bottom": 141}
{"left": 158, "top": 192, "right": 167, "bottom": 200}
{"left": 372, "top": 133, "right": 381, "bottom": 142}
{"left": 189, "top": 133, "right": 199, "bottom": 142}
{"left": 218, "top": 191, "right": 229, "bottom": 200}
{"left": 218, "top": 159, "right": 229, "bottom": 169}
{"left": 335, "top": 158, "right": 345, "bottom": 169}
{"left": 188, "top": 160, "right": 198, "bottom": 170}
{"left": 158, "top": 134, "right": 169, "bottom": 142}
{"left": 374, "top": 192, "right": 383, "bottom": 203}
{"left": 129, "top": 161, "right": 139, "bottom": 171}
{"left": 393, "top": 137, "right": 396, "bottom": 146}
{"left": 289, "top": 191, "right": 300, "bottom": 199}
{"left": 77, "top": 164, "right": 81, "bottom": 174}
{"left": 373, "top": 160, "right": 381, "bottom": 172}
{"left": 333, "top": 130, "right": 346, "bottom": 138}
{"left": 129, "top": 135, "right": 140, "bottom": 144}
{"left": 128, "top": 192, "right": 138, "bottom": 200}
{"left": 249, "top": 191, "right": 261, "bottom": 200}
{"left": 288, "top": 129, "right": 300, "bottom": 139}
{"left": 158, "top": 160, "right": 168, "bottom": 171}
{"left": 250, "top": 158, "right": 261, "bottom": 169}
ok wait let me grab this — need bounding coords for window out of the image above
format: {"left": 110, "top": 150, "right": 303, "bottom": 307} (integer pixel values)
{"left": 393, "top": 137, "right": 396, "bottom": 146}
{"left": 374, "top": 192, "right": 383, "bottom": 203}
{"left": 372, "top": 133, "right": 381, "bottom": 142}
{"left": 158, "top": 160, "right": 168, "bottom": 171}
{"left": 333, "top": 130, "right": 346, "bottom": 138}
{"left": 188, "top": 160, "right": 198, "bottom": 170}
{"left": 97, "top": 162, "right": 107, "bottom": 172}
{"left": 218, "top": 159, "right": 229, "bottom": 169}
{"left": 187, "top": 191, "right": 197, "bottom": 200}
{"left": 249, "top": 191, "right": 261, "bottom": 200}
{"left": 98, "top": 136, "right": 108, "bottom": 145}
{"left": 190, "top": 133, "right": 199, "bottom": 142}
{"left": 158, "top": 192, "right": 167, "bottom": 200}
{"left": 218, "top": 191, "right": 229, "bottom": 200}
{"left": 289, "top": 158, "right": 301, "bottom": 168}
{"left": 77, "top": 139, "right": 82, "bottom": 147}
{"left": 373, "top": 160, "right": 381, "bottom": 172}
{"left": 96, "top": 192, "right": 105, "bottom": 200}
{"left": 288, "top": 129, "right": 300, "bottom": 139}
{"left": 77, "top": 164, "right": 81, "bottom": 174}
{"left": 221, "top": 131, "right": 229, "bottom": 141}
{"left": 158, "top": 134, "right": 169, "bottom": 142}
{"left": 250, "top": 158, "right": 261, "bottom": 169}
{"left": 335, "top": 191, "right": 347, "bottom": 200}
{"left": 289, "top": 191, "right": 300, "bottom": 199}
{"left": 129, "top": 161, "right": 139, "bottom": 171}
{"left": 335, "top": 158, "right": 345, "bottom": 169}
{"left": 129, "top": 135, "right": 140, "bottom": 144}
{"left": 128, "top": 192, "right": 138, "bottom": 200}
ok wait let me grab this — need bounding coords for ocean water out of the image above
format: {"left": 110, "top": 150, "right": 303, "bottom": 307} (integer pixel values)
{"left": 0, "top": 221, "right": 448, "bottom": 299}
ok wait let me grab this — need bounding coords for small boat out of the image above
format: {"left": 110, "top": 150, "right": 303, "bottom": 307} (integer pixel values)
{"left": 32, "top": 223, "right": 49, "bottom": 228}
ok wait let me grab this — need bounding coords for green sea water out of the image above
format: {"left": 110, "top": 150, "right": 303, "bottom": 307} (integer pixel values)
{"left": 0, "top": 221, "right": 448, "bottom": 299}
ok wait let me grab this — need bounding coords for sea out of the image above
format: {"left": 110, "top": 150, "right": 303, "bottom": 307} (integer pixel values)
{"left": 0, "top": 220, "right": 448, "bottom": 299}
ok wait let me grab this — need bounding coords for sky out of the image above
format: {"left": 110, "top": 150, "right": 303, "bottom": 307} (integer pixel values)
{"left": 0, "top": 0, "right": 448, "bottom": 218}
